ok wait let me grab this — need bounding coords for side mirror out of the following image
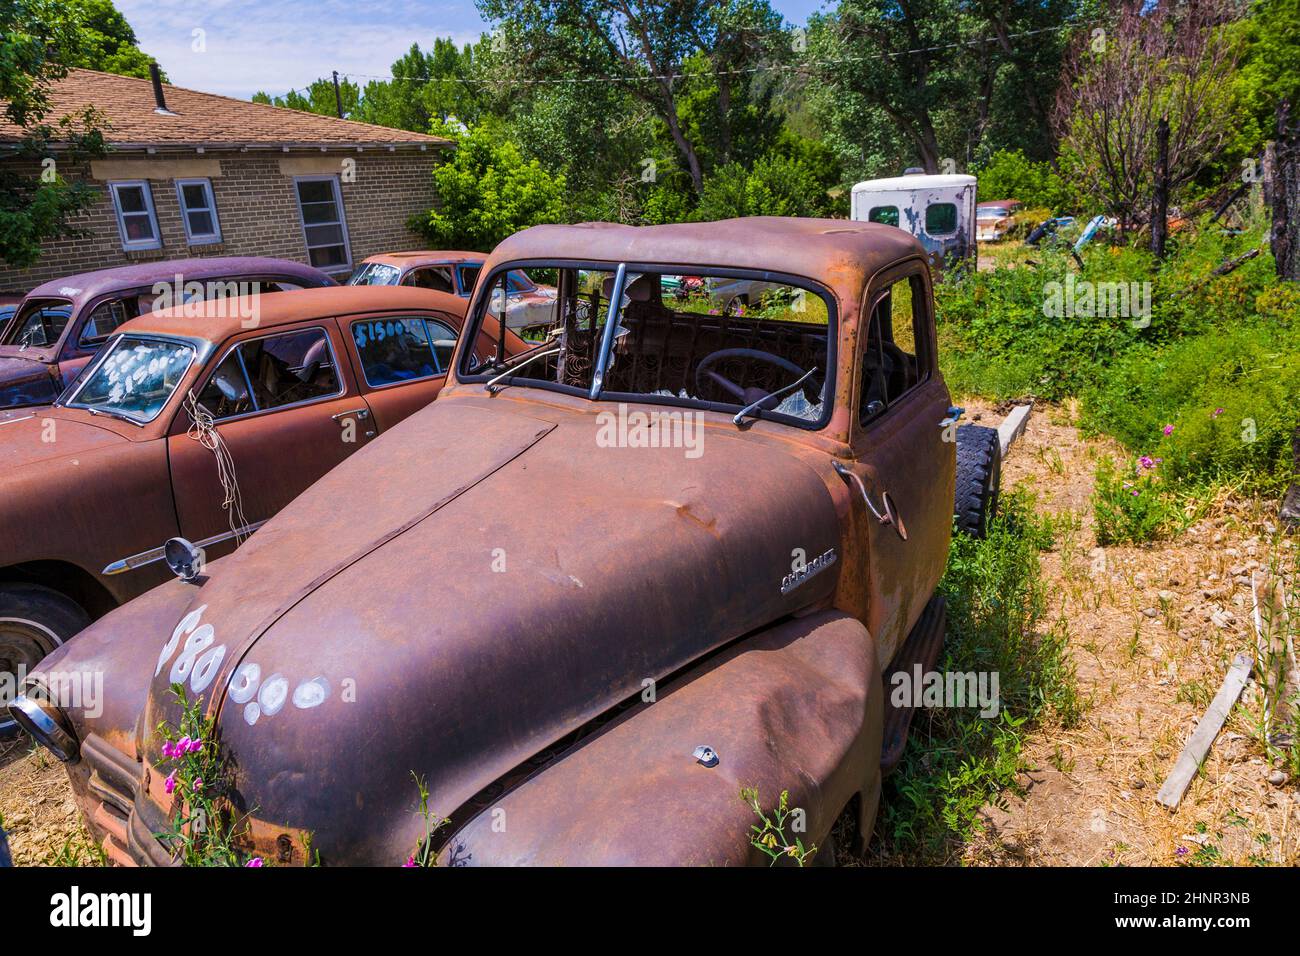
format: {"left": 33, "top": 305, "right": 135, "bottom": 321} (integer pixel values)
{"left": 164, "top": 537, "right": 204, "bottom": 582}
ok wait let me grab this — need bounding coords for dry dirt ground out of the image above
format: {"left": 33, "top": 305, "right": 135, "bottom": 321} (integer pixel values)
{"left": 1, "top": 398, "right": 1296, "bottom": 866}
{"left": 961, "top": 397, "right": 1299, "bottom": 866}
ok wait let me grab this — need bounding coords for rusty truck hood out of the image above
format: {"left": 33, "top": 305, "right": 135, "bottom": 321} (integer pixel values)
{"left": 140, "top": 396, "right": 842, "bottom": 863}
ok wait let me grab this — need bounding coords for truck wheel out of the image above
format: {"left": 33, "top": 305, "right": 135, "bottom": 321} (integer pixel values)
{"left": 0, "top": 584, "right": 90, "bottom": 738}
{"left": 954, "top": 424, "right": 1001, "bottom": 538}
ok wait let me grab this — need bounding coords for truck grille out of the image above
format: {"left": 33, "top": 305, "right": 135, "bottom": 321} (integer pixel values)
{"left": 79, "top": 734, "right": 173, "bottom": 866}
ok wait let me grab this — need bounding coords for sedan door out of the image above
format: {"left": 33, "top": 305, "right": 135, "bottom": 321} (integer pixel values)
{"left": 345, "top": 312, "right": 465, "bottom": 433}
{"left": 166, "top": 322, "right": 374, "bottom": 556}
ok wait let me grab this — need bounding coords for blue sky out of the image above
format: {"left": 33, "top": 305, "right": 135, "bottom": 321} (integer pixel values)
{"left": 117, "top": 1, "right": 831, "bottom": 101}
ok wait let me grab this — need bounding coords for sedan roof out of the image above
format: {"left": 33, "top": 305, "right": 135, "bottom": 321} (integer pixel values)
{"left": 361, "top": 251, "right": 485, "bottom": 269}
{"left": 24, "top": 257, "right": 335, "bottom": 311}
{"left": 114, "top": 285, "right": 466, "bottom": 344}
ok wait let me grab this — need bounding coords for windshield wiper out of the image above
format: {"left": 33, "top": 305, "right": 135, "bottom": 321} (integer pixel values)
{"left": 84, "top": 405, "right": 144, "bottom": 426}
{"left": 732, "top": 366, "right": 819, "bottom": 427}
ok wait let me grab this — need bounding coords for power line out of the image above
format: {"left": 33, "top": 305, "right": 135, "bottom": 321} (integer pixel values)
{"left": 328, "top": 20, "right": 1084, "bottom": 90}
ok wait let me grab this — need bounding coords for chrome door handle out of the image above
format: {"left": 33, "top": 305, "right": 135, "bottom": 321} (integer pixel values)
{"left": 332, "top": 408, "right": 370, "bottom": 421}
{"left": 832, "top": 460, "right": 908, "bottom": 541}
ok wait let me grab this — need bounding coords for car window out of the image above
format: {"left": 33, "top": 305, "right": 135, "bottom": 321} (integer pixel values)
{"left": 403, "top": 267, "right": 454, "bottom": 293}
{"left": 925, "top": 202, "right": 958, "bottom": 236}
{"left": 869, "top": 206, "right": 900, "bottom": 227}
{"left": 80, "top": 297, "right": 140, "bottom": 347}
{"left": 197, "top": 327, "right": 341, "bottom": 420}
{"left": 426, "top": 319, "right": 458, "bottom": 371}
{"left": 861, "top": 274, "right": 926, "bottom": 426}
{"left": 348, "top": 262, "right": 401, "bottom": 287}
{"left": 2, "top": 300, "right": 74, "bottom": 348}
{"left": 456, "top": 265, "right": 481, "bottom": 295}
{"left": 352, "top": 317, "right": 439, "bottom": 386}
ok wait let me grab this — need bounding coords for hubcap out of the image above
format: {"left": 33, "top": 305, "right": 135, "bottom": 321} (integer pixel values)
{"left": 0, "top": 617, "right": 63, "bottom": 735}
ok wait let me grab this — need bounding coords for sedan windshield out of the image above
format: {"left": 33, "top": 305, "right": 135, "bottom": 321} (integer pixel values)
{"left": 1, "top": 299, "right": 74, "bottom": 348}
{"left": 65, "top": 336, "right": 195, "bottom": 423}
{"left": 347, "top": 262, "right": 402, "bottom": 286}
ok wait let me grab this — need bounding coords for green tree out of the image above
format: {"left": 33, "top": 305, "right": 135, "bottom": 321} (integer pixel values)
{"left": 415, "top": 122, "right": 566, "bottom": 251}
{"left": 62, "top": 0, "right": 155, "bottom": 78}
{"left": 0, "top": 0, "right": 109, "bottom": 268}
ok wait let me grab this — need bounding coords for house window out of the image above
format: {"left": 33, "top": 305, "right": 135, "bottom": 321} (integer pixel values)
{"left": 109, "top": 181, "right": 161, "bottom": 251}
{"left": 176, "top": 178, "right": 221, "bottom": 245}
{"left": 293, "top": 176, "right": 351, "bottom": 273}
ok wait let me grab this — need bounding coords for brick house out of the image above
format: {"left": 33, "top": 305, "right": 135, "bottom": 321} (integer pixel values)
{"left": 0, "top": 67, "right": 450, "bottom": 292}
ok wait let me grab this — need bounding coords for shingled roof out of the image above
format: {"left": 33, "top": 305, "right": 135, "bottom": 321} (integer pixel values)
{"left": 0, "top": 68, "right": 449, "bottom": 152}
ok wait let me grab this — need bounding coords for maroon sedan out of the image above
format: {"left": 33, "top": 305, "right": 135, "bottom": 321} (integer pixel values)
{"left": 0, "top": 257, "right": 334, "bottom": 410}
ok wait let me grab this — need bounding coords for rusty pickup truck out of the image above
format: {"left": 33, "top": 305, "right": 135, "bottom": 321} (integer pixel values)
{"left": 0, "top": 258, "right": 336, "bottom": 411}
{"left": 0, "top": 285, "right": 527, "bottom": 735}
{"left": 13, "top": 218, "right": 1001, "bottom": 865}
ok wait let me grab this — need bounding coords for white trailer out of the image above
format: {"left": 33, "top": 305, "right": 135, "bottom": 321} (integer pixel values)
{"left": 850, "top": 172, "right": 978, "bottom": 270}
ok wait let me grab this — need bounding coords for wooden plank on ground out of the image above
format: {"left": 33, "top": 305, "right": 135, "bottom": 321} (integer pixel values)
{"left": 1156, "top": 652, "right": 1253, "bottom": 810}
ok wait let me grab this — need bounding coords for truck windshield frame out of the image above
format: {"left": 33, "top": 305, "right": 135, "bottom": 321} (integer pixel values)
{"left": 458, "top": 259, "right": 838, "bottom": 431}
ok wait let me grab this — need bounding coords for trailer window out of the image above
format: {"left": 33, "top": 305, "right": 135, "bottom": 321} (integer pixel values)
{"left": 868, "top": 206, "right": 900, "bottom": 227}
{"left": 925, "top": 202, "right": 958, "bottom": 236}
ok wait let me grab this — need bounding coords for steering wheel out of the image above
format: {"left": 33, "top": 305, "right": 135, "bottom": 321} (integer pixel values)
{"left": 694, "top": 348, "right": 810, "bottom": 407}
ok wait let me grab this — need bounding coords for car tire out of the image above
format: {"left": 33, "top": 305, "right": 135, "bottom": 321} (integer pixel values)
{"left": 954, "top": 423, "right": 1001, "bottom": 538}
{"left": 0, "top": 584, "right": 90, "bottom": 738}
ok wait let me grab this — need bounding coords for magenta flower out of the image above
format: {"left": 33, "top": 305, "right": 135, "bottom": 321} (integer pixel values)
{"left": 186, "top": 738, "right": 203, "bottom": 754}
{"left": 177, "top": 736, "right": 191, "bottom": 752}
{"left": 161, "top": 741, "right": 175, "bottom": 759}
{"left": 244, "top": 857, "right": 264, "bottom": 868}
{"left": 164, "top": 770, "right": 177, "bottom": 795}
{"left": 1131, "top": 489, "right": 1140, "bottom": 497}
{"left": 192, "top": 777, "right": 203, "bottom": 792}
{"left": 1139, "top": 455, "right": 1155, "bottom": 469}
{"left": 1175, "top": 845, "right": 1188, "bottom": 857}
{"left": 403, "top": 855, "right": 417, "bottom": 868}
{"left": 1163, "top": 424, "right": 1175, "bottom": 436}
{"left": 1213, "top": 408, "right": 1224, "bottom": 417}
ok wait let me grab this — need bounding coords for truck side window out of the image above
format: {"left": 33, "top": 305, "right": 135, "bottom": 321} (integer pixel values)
{"left": 860, "top": 275, "right": 925, "bottom": 426}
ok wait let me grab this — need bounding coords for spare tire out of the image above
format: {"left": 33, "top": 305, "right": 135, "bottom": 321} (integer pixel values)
{"left": 954, "top": 424, "right": 1001, "bottom": 538}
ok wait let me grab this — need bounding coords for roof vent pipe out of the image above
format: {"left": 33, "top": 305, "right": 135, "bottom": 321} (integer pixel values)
{"left": 149, "top": 63, "right": 174, "bottom": 115}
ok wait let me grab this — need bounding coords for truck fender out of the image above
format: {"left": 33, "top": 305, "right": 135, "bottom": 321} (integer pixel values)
{"left": 441, "top": 609, "right": 883, "bottom": 866}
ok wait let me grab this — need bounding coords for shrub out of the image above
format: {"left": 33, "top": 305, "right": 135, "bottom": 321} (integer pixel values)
{"left": 1091, "top": 456, "right": 1184, "bottom": 545}
{"left": 973, "top": 149, "right": 1073, "bottom": 213}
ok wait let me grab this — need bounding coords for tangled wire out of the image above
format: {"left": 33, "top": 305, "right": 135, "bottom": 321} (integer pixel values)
{"left": 184, "top": 390, "right": 250, "bottom": 546}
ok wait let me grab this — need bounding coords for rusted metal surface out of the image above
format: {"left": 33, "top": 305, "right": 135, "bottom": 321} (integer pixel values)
{"left": 0, "top": 257, "right": 335, "bottom": 410}
{"left": 0, "top": 286, "right": 475, "bottom": 726}
{"left": 30, "top": 217, "right": 955, "bottom": 866}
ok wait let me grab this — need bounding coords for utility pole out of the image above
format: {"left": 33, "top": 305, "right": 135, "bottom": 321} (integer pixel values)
{"left": 1151, "top": 116, "right": 1169, "bottom": 260}
{"left": 332, "top": 70, "right": 344, "bottom": 119}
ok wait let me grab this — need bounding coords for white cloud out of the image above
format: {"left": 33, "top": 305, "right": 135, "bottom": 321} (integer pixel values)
{"left": 116, "top": 0, "right": 489, "bottom": 98}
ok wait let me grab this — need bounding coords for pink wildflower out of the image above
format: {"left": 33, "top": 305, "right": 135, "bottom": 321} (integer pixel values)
{"left": 244, "top": 857, "right": 264, "bottom": 868}
{"left": 1213, "top": 408, "right": 1224, "bottom": 417}
{"left": 164, "top": 770, "right": 177, "bottom": 795}
{"left": 403, "top": 855, "right": 417, "bottom": 868}
{"left": 1162, "top": 424, "right": 1175, "bottom": 436}
{"left": 1139, "top": 455, "right": 1155, "bottom": 469}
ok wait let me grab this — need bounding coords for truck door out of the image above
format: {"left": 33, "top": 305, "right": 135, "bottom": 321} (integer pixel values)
{"left": 843, "top": 261, "right": 955, "bottom": 664}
